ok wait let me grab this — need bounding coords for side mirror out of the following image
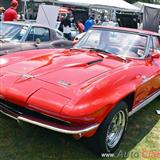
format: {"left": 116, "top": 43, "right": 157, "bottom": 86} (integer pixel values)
{"left": 35, "top": 38, "right": 41, "bottom": 44}
{"left": 145, "top": 51, "right": 160, "bottom": 66}
{"left": 151, "top": 52, "right": 160, "bottom": 59}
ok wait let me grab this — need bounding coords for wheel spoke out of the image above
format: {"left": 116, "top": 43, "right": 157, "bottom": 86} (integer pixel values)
{"left": 106, "top": 110, "right": 126, "bottom": 149}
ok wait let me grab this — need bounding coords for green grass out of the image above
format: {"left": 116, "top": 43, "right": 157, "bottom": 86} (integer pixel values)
{"left": 0, "top": 97, "right": 159, "bottom": 160}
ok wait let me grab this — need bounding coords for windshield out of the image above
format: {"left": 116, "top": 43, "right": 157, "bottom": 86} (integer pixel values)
{"left": 0, "top": 23, "right": 29, "bottom": 41}
{"left": 75, "top": 29, "right": 148, "bottom": 58}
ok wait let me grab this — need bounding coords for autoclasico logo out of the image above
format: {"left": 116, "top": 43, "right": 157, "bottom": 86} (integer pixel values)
{"left": 101, "top": 149, "right": 160, "bottom": 158}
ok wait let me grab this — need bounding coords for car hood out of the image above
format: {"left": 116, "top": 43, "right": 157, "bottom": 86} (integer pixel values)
{"left": 1, "top": 49, "right": 128, "bottom": 115}
{"left": 2, "top": 49, "right": 125, "bottom": 87}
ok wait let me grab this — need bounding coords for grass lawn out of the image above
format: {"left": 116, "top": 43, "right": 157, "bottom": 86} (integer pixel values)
{"left": 0, "top": 97, "right": 159, "bottom": 160}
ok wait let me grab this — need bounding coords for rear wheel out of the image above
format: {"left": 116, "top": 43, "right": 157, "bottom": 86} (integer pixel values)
{"left": 93, "top": 101, "right": 128, "bottom": 154}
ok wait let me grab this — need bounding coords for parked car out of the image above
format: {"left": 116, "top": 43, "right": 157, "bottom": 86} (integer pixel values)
{"left": 0, "top": 26, "right": 160, "bottom": 154}
{"left": 0, "top": 22, "right": 73, "bottom": 55}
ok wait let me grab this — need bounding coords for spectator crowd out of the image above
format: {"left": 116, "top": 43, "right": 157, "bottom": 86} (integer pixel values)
{"left": 0, "top": 0, "right": 18, "bottom": 21}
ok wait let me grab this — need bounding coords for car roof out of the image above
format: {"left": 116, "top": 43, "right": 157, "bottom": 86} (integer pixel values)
{"left": 2, "top": 21, "right": 53, "bottom": 29}
{"left": 93, "top": 26, "right": 160, "bottom": 36}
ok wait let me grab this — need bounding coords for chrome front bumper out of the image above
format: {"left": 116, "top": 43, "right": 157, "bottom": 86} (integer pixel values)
{"left": 0, "top": 100, "right": 99, "bottom": 135}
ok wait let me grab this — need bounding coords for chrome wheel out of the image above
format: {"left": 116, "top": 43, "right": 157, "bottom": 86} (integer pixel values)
{"left": 106, "top": 110, "right": 126, "bottom": 149}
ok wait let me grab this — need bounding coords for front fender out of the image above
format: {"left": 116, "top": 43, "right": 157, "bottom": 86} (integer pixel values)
{"left": 61, "top": 81, "right": 136, "bottom": 125}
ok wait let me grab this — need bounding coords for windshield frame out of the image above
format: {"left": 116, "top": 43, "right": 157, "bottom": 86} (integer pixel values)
{"left": 74, "top": 28, "right": 150, "bottom": 60}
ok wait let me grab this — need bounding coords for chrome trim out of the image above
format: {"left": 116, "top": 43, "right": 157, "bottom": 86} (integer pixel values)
{"left": 0, "top": 103, "right": 100, "bottom": 134}
{"left": 0, "top": 110, "right": 17, "bottom": 120}
{"left": 0, "top": 103, "right": 99, "bottom": 134}
{"left": 17, "top": 116, "right": 99, "bottom": 134}
{"left": 21, "top": 74, "right": 34, "bottom": 80}
{"left": 106, "top": 110, "right": 126, "bottom": 148}
{"left": 129, "top": 90, "right": 160, "bottom": 116}
{"left": 1, "top": 90, "right": 159, "bottom": 134}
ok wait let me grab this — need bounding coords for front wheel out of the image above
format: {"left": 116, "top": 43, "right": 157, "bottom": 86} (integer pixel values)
{"left": 94, "top": 101, "right": 128, "bottom": 154}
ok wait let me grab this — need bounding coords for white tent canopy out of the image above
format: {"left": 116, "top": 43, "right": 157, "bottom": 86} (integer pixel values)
{"left": 56, "top": 0, "right": 140, "bottom": 12}
{"left": 134, "top": 1, "right": 160, "bottom": 11}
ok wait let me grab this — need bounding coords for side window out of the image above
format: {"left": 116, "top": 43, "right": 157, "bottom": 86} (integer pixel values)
{"left": 26, "top": 27, "right": 50, "bottom": 42}
{"left": 153, "top": 36, "right": 160, "bottom": 50}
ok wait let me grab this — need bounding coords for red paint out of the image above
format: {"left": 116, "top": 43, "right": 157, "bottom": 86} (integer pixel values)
{"left": 0, "top": 28, "right": 160, "bottom": 137}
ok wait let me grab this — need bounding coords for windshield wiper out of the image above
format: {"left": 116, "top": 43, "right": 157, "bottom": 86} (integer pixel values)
{"left": 113, "top": 54, "right": 128, "bottom": 62}
{"left": 81, "top": 47, "right": 128, "bottom": 62}
{"left": 81, "top": 47, "right": 109, "bottom": 54}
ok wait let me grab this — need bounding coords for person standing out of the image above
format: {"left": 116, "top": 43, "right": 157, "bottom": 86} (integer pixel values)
{"left": 3, "top": 0, "right": 18, "bottom": 21}
{"left": 58, "top": 16, "right": 64, "bottom": 32}
{"left": 84, "top": 16, "right": 94, "bottom": 32}
{"left": 62, "top": 15, "right": 72, "bottom": 40}
{"left": 76, "top": 20, "right": 84, "bottom": 33}
{"left": 0, "top": 7, "right": 5, "bottom": 21}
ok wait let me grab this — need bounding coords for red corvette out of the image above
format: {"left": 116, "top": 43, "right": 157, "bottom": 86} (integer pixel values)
{"left": 0, "top": 26, "right": 160, "bottom": 153}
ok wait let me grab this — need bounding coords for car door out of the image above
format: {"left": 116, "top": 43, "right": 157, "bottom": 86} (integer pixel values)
{"left": 151, "top": 35, "right": 160, "bottom": 91}
{"left": 134, "top": 35, "right": 160, "bottom": 106}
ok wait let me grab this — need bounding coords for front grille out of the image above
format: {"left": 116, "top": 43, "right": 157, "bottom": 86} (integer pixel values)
{"left": 0, "top": 99, "right": 70, "bottom": 126}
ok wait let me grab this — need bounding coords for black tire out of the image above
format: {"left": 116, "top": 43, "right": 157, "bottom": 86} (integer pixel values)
{"left": 91, "top": 101, "right": 128, "bottom": 154}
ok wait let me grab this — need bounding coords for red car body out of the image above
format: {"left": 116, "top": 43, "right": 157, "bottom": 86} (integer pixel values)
{"left": 0, "top": 26, "right": 160, "bottom": 152}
